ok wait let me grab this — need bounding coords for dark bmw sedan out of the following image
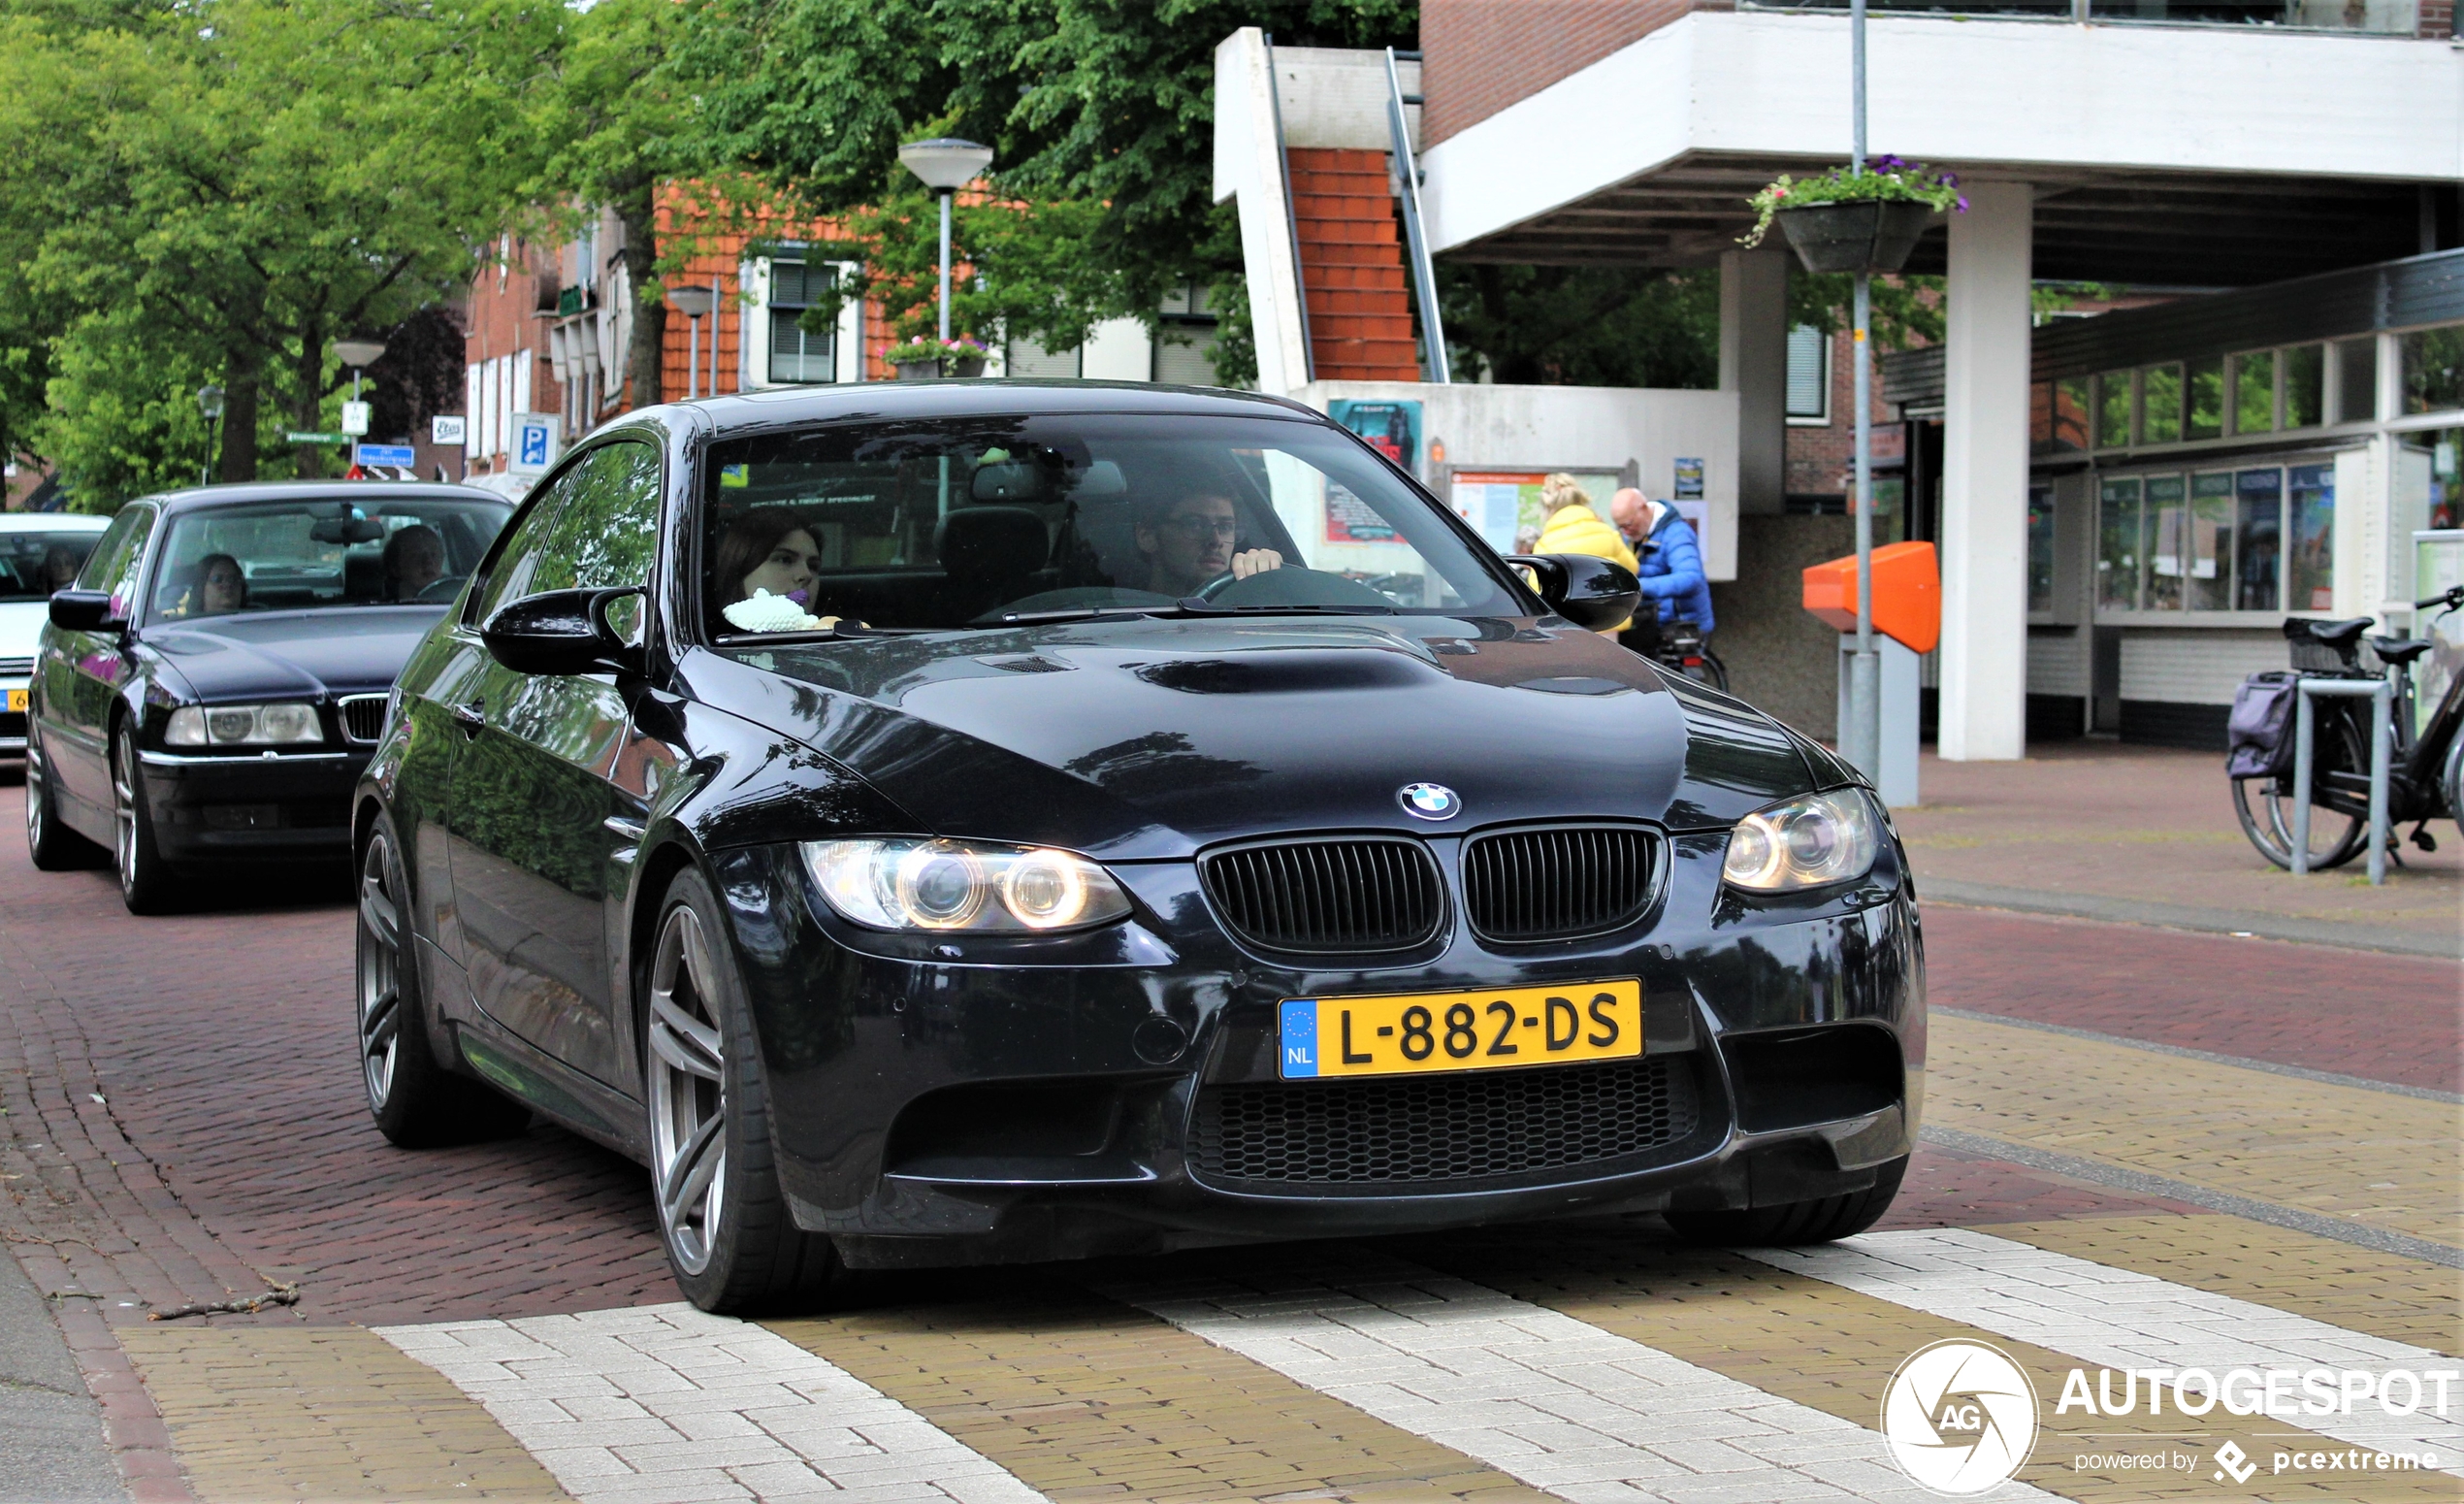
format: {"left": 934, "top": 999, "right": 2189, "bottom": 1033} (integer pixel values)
{"left": 354, "top": 382, "right": 1924, "bottom": 1314}
{"left": 28, "top": 481, "right": 511, "bottom": 912}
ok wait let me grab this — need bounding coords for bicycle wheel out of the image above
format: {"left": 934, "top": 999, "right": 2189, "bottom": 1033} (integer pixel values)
{"left": 2231, "top": 710, "right": 2370, "bottom": 871}
{"left": 1688, "top": 648, "right": 1730, "bottom": 693}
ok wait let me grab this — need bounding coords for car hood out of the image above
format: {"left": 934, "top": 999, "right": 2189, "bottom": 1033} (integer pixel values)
{"left": 141, "top": 606, "right": 448, "bottom": 702}
{"left": 688, "top": 616, "right": 1822, "bottom": 859}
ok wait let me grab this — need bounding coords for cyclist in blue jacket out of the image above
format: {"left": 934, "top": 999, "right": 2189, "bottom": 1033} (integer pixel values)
{"left": 1612, "top": 489, "right": 1715, "bottom": 636}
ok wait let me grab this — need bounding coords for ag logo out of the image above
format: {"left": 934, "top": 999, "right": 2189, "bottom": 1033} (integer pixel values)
{"left": 1396, "top": 782, "right": 1460, "bottom": 821}
{"left": 1881, "top": 1340, "right": 2040, "bottom": 1495}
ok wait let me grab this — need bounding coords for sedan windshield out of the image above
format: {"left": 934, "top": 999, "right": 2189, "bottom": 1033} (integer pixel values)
{"left": 147, "top": 497, "right": 511, "bottom": 624}
{"left": 0, "top": 528, "right": 105, "bottom": 602}
{"left": 700, "top": 413, "right": 1527, "bottom": 637}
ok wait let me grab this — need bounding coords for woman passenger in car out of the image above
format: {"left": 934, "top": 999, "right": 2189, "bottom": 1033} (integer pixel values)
{"left": 712, "top": 509, "right": 824, "bottom": 608}
{"left": 165, "top": 553, "right": 246, "bottom": 619}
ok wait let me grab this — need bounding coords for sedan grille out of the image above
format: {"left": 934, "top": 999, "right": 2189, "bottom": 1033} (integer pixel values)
{"left": 1200, "top": 837, "right": 1443, "bottom": 954}
{"left": 338, "top": 694, "right": 388, "bottom": 743}
{"left": 1462, "top": 825, "right": 1656, "bottom": 942}
{"left": 0, "top": 656, "right": 33, "bottom": 678}
{"left": 1189, "top": 1057, "right": 1699, "bottom": 1189}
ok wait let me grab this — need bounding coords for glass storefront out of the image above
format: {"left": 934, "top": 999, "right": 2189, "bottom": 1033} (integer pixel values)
{"left": 2094, "top": 458, "right": 2330, "bottom": 617}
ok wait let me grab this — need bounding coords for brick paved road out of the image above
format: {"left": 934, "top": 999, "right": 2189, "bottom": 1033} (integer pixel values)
{"left": 0, "top": 782, "right": 2453, "bottom": 1503}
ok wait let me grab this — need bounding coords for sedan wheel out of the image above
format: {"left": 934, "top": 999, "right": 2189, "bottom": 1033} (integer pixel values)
{"left": 111, "top": 729, "right": 178, "bottom": 914}
{"left": 24, "top": 734, "right": 99, "bottom": 871}
{"left": 643, "top": 868, "right": 849, "bottom": 1313}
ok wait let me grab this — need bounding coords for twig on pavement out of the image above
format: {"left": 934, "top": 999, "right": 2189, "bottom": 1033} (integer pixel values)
{"left": 146, "top": 1283, "right": 300, "bottom": 1321}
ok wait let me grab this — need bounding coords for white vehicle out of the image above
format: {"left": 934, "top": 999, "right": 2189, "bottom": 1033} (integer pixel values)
{"left": 0, "top": 512, "right": 112, "bottom": 757}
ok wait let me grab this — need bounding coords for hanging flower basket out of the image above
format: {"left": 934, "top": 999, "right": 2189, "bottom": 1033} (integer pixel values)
{"left": 1739, "top": 158, "right": 1963, "bottom": 277}
{"left": 887, "top": 337, "right": 991, "bottom": 380}
{"left": 892, "top": 358, "right": 943, "bottom": 381}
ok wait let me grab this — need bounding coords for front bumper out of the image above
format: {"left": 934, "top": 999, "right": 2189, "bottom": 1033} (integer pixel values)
{"left": 136, "top": 746, "right": 371, "bottom": 862}
{"left": 712, "top": 830, "right": 1925, "bottom": 1270}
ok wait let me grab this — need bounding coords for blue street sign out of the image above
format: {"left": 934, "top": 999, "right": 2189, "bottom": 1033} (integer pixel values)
{"left": 517, "top": 420, "right": 552, "bottom": 469}
{"left": 353, "top": 442, "right": 416, "bottom": 469}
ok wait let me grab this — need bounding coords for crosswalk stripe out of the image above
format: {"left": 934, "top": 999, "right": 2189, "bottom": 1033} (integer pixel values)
{"left": 1100, "top": 1249, "right": 2064, "bottom": 1504}
{"left": 376, "top": 1302, "right": 1045, "bottom": 1504}
{"left": 1749, "top": 1228, "right": 2464, "bottom": 1471}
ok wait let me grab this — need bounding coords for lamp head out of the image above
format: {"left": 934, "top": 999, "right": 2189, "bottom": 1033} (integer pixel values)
{"left": 667, "top": 285, "right": 717, "bottom": 319}
{"left": 195, "top": 384, "right": 225, "bottom": 420}
{"left": 334, "top": 339, "right": 387, "bottom": 369}
{"left": 898, "top": 137, "right": 994, "bottom": 192}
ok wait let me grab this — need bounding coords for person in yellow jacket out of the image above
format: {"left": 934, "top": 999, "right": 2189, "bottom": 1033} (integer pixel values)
{"left": 1531, "top": 474, "right": 1637, "bottom": 634}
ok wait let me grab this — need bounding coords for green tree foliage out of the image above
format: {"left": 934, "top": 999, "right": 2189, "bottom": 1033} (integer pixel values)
{"left": 683, "top": 0, "right": 1415, "bottom": 347}
{"left": 1440, "top": 266, "right": 1721, "bottom": 388}
{"left": 0, "top": 0, "right": 555, "bottom": 505}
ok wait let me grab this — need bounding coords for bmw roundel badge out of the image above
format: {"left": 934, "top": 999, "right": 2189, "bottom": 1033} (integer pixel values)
{"left": 1398, "top": 782, "right": 1461, "bottom": 821}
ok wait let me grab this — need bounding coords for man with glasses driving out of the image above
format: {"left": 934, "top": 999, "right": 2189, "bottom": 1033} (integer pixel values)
{"left": 1132, "top": 488, "right": 1282, "bottom": 599}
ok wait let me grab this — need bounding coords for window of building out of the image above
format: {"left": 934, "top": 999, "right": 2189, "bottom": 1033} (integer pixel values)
{"left": 1154, "top": 284, "right": 1223, "bottom": 386}
{"left": 2402, "top": 323, "right": 2464, "bottom": 415}
{"left": 2188, "top": 471, "right": 2234, "bottom": 610}
{"left": 2026, "top": 485, "right": 2056, "bottom": 614}
{"left": 2141, "top": 363, "right": 2184, "bottom": 443}
{"left": 2286, "top": 463, "right": 2335, "bottom": 611}
{"left": 768, "top": 259, "right": 836, "bottom": 383}
{"left": 2090, "top": 462, "right": 2329, "bottom": 617}
{"left": 2284, "top": 344, "right": 2324, "bottom": 428}
{"left": 2185, "top": 357, "right": 2225, "bottom": 441}
{"left": 2231, "top": 350, "right": 2276, "bottom": 435}
{"left": 2094, "top": 371, "right": 2133, "bottom": 449}
{"left": 2336, "top": 338, "right": 2379, "bottom": 423}
{"left": 2144, "top": 474, "right": 2186, "bottom": 610}
{"left": 1786, "top": 325, "right": 1831, "bottom": 423}
{"left": 2098, "top": 477, "right": 2142, "bottom": 611}
{"left": 2234, "top": 468, "right": 2283, "bottom": 610}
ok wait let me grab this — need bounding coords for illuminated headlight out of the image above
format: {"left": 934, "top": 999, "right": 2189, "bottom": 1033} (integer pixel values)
{"left": 1721, "top": 789, "right": 1882, "bottom": 892}
{"left": 801, "top": 837, "right": 1133, "bottom": 932}
{"left": 163, "top": 703, "right": 325, "bottom": 747}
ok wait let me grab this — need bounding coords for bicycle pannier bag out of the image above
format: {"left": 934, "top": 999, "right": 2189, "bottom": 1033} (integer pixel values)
{"left": 2225, "top": 670, "right": 2300, "bottom": 779}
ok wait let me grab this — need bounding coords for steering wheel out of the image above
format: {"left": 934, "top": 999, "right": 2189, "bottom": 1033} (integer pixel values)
{"left": 413, "top": 575, "right": 466, "bottom": 604}
{"left": 1188, "top": 565, "right": 1398, "bottom": 610}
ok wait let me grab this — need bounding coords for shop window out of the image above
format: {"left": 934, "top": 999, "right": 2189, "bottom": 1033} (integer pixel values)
{"left": 2054, "top": 376, "right": 2091, "bottom": 452}
{"left": 2188, "top": 471, "right": 2234, "bottom": 610}
{"left": 2284, "top": 344, "right": 2324, "bottom": 429}
{"left": 2095, "top": 371, "right": 2133, "bottom": 449}
{"left": 2235, "top": 469, "right": 2283, "bottom": 610}
{"left": 2401, "top": 323, "right": 2464, "bottom": 415}
{"left": 2144, "top": 474, "right": 2187, "bottom": 610}
{"left": 2186, "top": 357, "right": 2225, "bottom": 441}
{"left": 2231, "top": 351, "right": 2276, "bottom": 435}
{"left": 2433, "top": 432, "right": 2462, "bottom": 531}
{"left": 2097, "top": 477, "right": 2142, "bottom": 611}
{"left": 1786, "top": 325, "right": 1831, "bottom": 423}
{"left": 2141, "top": 364, "right": 2184, "bottom": 444}
{"left": 2286, "top": 464, "right": 2335, "bottom": 611}
{"left": 2026, "top": 486, "right": 2056, "bottom": 614}
{"left": 767, "top": 259, "right": 836, "bottom": 383}
{"left": 2029, "top": 383, "right": 2054, "bottom": 453}
{"left": 2335, "top": 338, "right": 2378, "bottom": 423}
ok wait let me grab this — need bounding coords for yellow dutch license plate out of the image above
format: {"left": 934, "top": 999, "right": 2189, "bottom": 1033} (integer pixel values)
{"left": 5, "top": 689, "right": 23, "bottom": 713}
{"left": 1278, "top": 979, "right": 1642, "bottom": 1080}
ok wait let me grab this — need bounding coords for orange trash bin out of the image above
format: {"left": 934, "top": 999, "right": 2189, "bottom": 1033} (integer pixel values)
{"left": 1801, "top": 541, "right": 1941, "bottom": 655}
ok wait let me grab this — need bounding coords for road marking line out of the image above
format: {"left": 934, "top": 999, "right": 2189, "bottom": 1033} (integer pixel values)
{"left": 378, "top": 1302, "right": 1046, "bottom": 1504}
{"left": 1748, "top": 1227, "right": 2464, "bottom": 1472}
{"left": 1100, "top": 1253, "right": 2063, "bottom": 1503}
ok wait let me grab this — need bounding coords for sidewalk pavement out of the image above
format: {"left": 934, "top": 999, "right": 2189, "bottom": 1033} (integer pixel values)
{"left": 1894, "top": 742, "right": 2459, "bottom": 957}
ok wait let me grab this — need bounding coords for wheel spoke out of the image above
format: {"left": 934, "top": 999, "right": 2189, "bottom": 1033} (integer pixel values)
{"left": 360, "top": 874, "right": 402, "bottom": 950}
{"left": 659, "top": 1110, "right": 726, "bottom": 1228}
{"left": 361, "top": 985, "right": 399, "bottom": 1055}
{"left": 649, "top": 996, "right": 723, "bottom": 1081}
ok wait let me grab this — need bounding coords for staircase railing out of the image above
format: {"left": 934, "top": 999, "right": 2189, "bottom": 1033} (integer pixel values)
{"left": 1384, "top": 47, "right": 1449, "bottom": 383}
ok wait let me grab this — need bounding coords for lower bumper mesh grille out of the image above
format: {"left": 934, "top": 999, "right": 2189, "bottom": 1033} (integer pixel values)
{"left": 1189, "top": 1056, "right": 1699, "bottom": 1188}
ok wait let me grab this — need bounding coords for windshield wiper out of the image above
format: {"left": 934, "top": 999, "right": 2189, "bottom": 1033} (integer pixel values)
{"left": 1167, "top": 600, "right": 1396, "bottom": 616}
{"left": 982, "top": 605, "right": 1206, "bottom": 626}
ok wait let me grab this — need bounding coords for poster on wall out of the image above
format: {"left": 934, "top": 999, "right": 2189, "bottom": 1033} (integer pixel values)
{"left": 1670, "top": 457, "right": 1707, "bottom": 534}
{"left": 1446, "top": 472, "right": 1623, "bottom": 554}
{"left": 1325, "top": 483, "right": 1401, "bottom": 544}
{"left": 1328, "top": 399, "right": 1421, "bottom": 472}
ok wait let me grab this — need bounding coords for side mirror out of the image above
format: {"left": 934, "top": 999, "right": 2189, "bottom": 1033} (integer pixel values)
{"left": 49, "top": 589, "right": 123, "bottom": 634}
{"left": 1508, "top": 553, "right": 1642, "bottom": 633}
{"left": 480, "top": 587, "right": 645, "bottom": 677}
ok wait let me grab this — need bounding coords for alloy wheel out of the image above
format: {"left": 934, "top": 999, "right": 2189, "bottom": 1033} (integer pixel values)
{"left": 111, "top": 736, "right": 138, "bottom": 894}
{"left": 24, "top": 743, "right": 43, "bottom": 847}
{"left": 356, "top": 832, "right": 405, "bottom": 1109}
{"left": 647, "top": 904, "right": 729, "bottom": 1276}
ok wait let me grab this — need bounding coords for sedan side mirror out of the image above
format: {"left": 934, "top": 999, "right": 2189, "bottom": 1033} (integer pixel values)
{"left": 49, "top": 589, "right": 124, "bottom": 634}
{"left": 1508, "top": 553, "right": 1642, "bottom": 633}
{"left": 481, "top": 587, "right": 645, "bottom": 677}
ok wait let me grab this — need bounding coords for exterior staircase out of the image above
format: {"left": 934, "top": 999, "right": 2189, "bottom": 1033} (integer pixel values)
{"left": 1286, "top": 147, "right": 1422, "bottom": 381}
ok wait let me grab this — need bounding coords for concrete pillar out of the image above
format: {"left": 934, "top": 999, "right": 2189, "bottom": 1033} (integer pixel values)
{"left": 1719, "top": 247, "right": 1790, "bottom": 516}
{"left": 1938, "top": 180, "right": 2034, "bottom": 762}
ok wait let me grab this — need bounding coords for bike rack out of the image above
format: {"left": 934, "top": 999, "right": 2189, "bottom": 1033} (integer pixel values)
{"left": 2290, "top": 676, "right": 2393, "bottom": 885}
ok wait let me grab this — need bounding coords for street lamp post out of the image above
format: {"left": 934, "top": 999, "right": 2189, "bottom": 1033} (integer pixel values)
{"left": 334, "top": 339, "right": 386, "bottom": 408}
{"left": 1841, "top": 0, "right": 1882, "bottom": 785}
{"left": 670, "top": 284, "right": 716, "bottom": 400}
{"left": 897, "top": 138, "right": 995, "bottom": 345}
{"left": 195, "top": 385, "right": 224, "bottom": 486}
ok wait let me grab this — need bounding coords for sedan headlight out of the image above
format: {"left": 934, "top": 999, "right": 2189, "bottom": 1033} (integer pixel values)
{"left": 1721, "top": 789, "right": 1882, "bottom": 892}
{"left": 801, "top": 837, "right": 1134, "bottom": 932}
{"left": 164, "top": 703, "right": 325, "bottom": 747}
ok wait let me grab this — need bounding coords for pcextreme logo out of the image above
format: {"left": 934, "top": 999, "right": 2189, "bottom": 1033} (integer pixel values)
{"left": 1881, "top": 1340, "right": 2042, "bottom": 1495}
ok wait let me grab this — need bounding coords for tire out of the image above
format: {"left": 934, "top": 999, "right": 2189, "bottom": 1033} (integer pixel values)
{"left": 356, "top": 815, "right": 532, "bottom": 1147}
{"left": 2230, "top": 711, "right": 2370, "bottom": 872}
{"left": 644, "top": 866, "right": 852, "bottom": 1315}
{"left": 1666, "top": 1156, "right": 1907, "bottom": 1246}
{"left": 2444, "top": 733, "right": 2463, "bottom": 841}
{"left": 111, "top": 727, "right": 181, "bottom": 913}
{"left": 25, "top": 732, "right": 102, "bottom": 871}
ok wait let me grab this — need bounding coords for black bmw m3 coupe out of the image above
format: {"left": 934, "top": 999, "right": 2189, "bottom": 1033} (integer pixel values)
{"left": 354, "top": 381, "right": 1925, "bottom": 1313}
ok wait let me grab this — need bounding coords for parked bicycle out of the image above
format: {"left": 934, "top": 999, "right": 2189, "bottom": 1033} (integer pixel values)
{"left": 2227, "top": 586, "right": 2464, "bottom": 871}
{"left": 1619, "top": 614, "right": 1730, "bottom": 691}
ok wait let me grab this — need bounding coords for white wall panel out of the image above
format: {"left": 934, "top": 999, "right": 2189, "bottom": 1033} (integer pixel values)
{"left": 2119, "top": 628, "right": 2282, "bottom": 704}
{"left": 2026, "top": 628, "right": 2089, "bottom": 697}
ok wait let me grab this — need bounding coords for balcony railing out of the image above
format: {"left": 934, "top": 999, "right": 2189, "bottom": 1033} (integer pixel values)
{"left": 1742, "top": 0, "right": 2422, "bottom": 36}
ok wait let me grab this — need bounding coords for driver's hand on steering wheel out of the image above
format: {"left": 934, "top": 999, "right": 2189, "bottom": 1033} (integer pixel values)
{"left": 1230, "top": 548, "right": 1283, "bottom": 579}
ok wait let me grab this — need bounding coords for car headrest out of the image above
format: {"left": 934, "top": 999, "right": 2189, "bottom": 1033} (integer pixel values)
{"left": 936, "top": 506, "right": 1048, "bottom": 586}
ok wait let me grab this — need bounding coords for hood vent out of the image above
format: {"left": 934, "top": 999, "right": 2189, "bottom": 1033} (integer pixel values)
{"left": 1462, "top": 824, "right": 1655, "bottom": 942}
{"left": 1200, "top": 836, "right": 1443, "bottom": 954}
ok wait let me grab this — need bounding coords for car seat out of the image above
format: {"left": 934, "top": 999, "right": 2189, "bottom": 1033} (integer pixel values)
{"left": 933, "top": 506, "right": 1050, "bottom": 618}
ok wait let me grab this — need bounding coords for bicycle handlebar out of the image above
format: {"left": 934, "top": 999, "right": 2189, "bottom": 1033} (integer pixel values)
{"left": 2415, "top": 586, "right": 2464, "bottom": 611}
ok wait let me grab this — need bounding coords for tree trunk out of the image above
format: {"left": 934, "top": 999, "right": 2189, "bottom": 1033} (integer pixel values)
{"left": 292, "top": 315, "right": 326, "bottom": 478}
{"left": 614, "top": 181, "right": 663, "bottom": 411}
{"left": 215, "top": 354, "right": 260, "bottom": 482}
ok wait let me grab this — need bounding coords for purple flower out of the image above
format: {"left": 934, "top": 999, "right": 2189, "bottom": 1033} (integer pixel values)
{"left": 1955, "top": 195, "right": 1969, "bottom": 213}
{"left": 1939, "top": 170, "right": 1961, "bottom": 186}
{"left": 788, "top": 589, "right": 809, "bottom": 606}
{"left": 1870, "top": 154, "right": 1906, "bottom": 172}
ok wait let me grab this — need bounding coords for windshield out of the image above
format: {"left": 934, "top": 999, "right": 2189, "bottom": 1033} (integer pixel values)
{"left": 0, "top": 528, "right": 105, "bottom": 603}
{"left": 147, "top": 497, "right": 511, "bottom": 624}
{"left": 699, "top": 413, "right": 1526, "bottom": 637}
